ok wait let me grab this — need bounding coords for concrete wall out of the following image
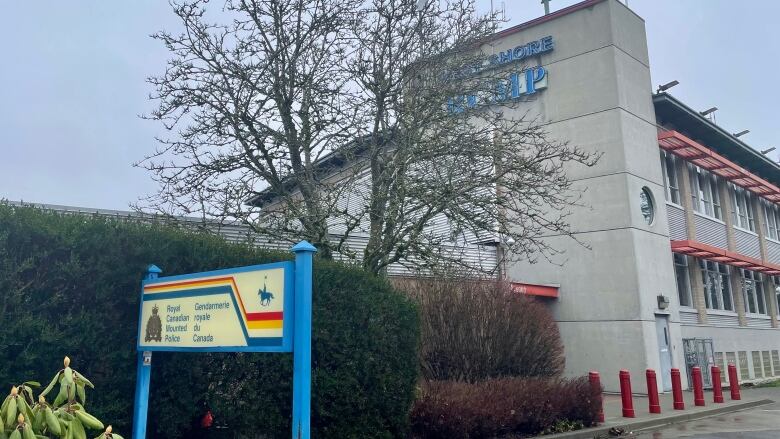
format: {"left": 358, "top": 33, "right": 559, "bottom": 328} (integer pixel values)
{"left": 489, "top": 0, "right": 684, "bottom": 390}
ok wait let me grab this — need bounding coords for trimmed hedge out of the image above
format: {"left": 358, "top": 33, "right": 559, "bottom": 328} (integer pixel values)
{"left": 0, "top": 204, "right": 418, "bottom": 438}
{"left": 410, "top": 378, "right": 601, "bottom": 438}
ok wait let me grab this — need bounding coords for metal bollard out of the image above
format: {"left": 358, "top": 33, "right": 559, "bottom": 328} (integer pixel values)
{"left": 619, "top": 370, "right": 635, "bottom": 418}
{"left": 692, "top": 366, "right": 705, "bottom": 406}
{"left": 589, "top": 371, "right": 605, "bottom": 423}
{"left": 711, "top": 366, "right": 724, "bottom": 403}
{"left": 646, "top": 369, "right": 661, "bottom": 414}
{"left": 671, "top": 368, "right": 685, "bottom": 410}
{"left": 728, "top": 364, "right": 741, "bottom": 400}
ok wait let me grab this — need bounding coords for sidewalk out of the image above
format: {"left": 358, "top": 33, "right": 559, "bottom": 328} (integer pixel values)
{"left": 542, "top": 388, "right": 774, "bottom": 438}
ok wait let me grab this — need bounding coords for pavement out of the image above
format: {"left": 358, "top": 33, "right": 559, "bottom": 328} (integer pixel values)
{"left": 540, "top": 387, "right": 777, "bottom": 439}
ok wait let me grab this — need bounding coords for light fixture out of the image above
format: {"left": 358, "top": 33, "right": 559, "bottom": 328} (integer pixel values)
{"left": 762, "top": 147, "right": 776, "bottom": 155}
{"left": 657, "top": 295, "right": 670, "bottom": 310}
{"left": 657, "top": 80, "right": 679, "bottom": 93}
{"left": 699, "top": 107, "right": 718, "bottom": 116}
{"left": 734, "top": 130, "right": 750, "bottom": 138}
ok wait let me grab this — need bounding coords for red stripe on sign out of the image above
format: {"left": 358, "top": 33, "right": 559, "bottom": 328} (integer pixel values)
{"left": 246, "top": 312, "right": 284, "bottom": 321}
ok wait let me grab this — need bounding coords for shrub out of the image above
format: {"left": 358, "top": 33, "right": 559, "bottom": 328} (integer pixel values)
{"left": 0, "top": 204, "right": 418, "bottom": 439}
{"left": 397, "top": 277, "right": 564, "bottom": 382}
{"left": 409, "top": 377, "right": 601, "bottom": 439}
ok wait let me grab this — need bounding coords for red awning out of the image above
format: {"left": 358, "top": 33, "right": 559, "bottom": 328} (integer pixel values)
{"left": 658, "top": 130, "right": 780, "bottom": 203}
{"left": 510, "top": 282, "right": 559, "bottom": 298}
{"left": 670, "top": 240, "right": 780, "bottom": 276}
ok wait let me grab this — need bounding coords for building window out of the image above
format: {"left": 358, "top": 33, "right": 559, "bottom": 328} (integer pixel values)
{"left": 674, "top": 254, "right": 692, "bottom": 307}
{"left": 661, "top": 152, "right": 680, "bottom": 204}
{"left": 731, "top": 185, "right": 755, "bottom": 231}
{"left": 700, "top": 260, "right": 733, "bottom": 311}
{"left": 774, "top": 276, "right": 780, "bottom": 316}
{"left": 689, "top": 165, "right": 721, "bottom": 219}
{"left": 640, "top": 187, "right": 654, "bottom": 225}
{"left": 764, "top": 200, "right": 780, "bottom": 241}
{"left": 742, "top": 269, "right": 766, "bottom": 315}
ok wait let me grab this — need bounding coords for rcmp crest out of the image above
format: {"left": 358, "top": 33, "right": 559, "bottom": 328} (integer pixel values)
{"left": 145, "top": 305, "right": 163, "bottom": 342}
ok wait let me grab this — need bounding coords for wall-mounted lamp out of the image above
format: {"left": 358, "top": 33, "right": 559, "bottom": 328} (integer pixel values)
{"left": 734, "top": 130, "right": 750, "bottom": 138}
{"left": 657, "top": 295, "right": 670, "bottom": 310}
{"left": 699, "top": 107, "right": 718, "bottom": 116}
{"left": 657, "top": 80, "right": 679, "bottom": 93}
{"left": 761, "top": 147, "right": 776, "bottom": 155}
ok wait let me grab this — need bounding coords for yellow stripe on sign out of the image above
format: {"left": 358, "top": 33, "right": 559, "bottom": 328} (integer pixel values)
{"left": 247, "top": 320, "right": 284, "bottom": 330}
{"left": 144, "top": 279, "right": 231, "bottom": 293}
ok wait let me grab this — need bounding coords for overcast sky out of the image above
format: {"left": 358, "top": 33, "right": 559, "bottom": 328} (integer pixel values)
{"left": 1, "top": 1, "right": 778, "bottom": 211}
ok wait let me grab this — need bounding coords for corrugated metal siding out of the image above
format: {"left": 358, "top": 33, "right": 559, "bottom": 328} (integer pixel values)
{"left": 767, "top": 240, "right": 780, "bottom": 265}
{"left": 667, "top": 204, "right": 687, "bottom": 241}
{"left": 679, "top": 310, "right": 699, "bottom": 325}
{"left": 9, "top": 202, "right": 498, "bottom": 276}
{"left": 707, "top": 313, "right": 740, "bottom": 327}
{"left": 694, "top": 214, "right": 727, "bottom": 248}
{"left": 746, "top": 317, "right": 773, "bottom": 329}
{"left": 735, "top": 229, "right": 761, "bottom": 259}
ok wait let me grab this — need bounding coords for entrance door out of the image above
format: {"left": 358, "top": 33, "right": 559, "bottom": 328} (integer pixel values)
{"left": 655, "top": 315, "right": 673, "bottom": 391}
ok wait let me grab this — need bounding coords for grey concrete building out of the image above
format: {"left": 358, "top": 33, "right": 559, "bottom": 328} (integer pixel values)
{"left": 14, "top": 0, "right": 780, "bottom": 394}
{"left": 488, "top": 0, "right": 780, "bottom": 392}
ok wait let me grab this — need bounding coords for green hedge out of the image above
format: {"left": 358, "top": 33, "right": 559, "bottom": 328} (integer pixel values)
{"left": 0, "top": 204, "right": 419, "bottom": 438}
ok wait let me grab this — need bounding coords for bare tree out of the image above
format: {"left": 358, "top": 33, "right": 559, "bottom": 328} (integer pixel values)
{"left": 137, "top": 0, "right": 360, "bottom": 258}
{"left": 139, "top": 0, "right": 598, "bottom": 274}
{"left": 345, "top": 0, "right": 598, "bottom": 273}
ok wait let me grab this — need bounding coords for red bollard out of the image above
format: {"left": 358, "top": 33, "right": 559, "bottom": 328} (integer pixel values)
{"left": 619, "top": 370, "right": 635, "bottom": 418}
{"left": 728, "top": 364, "right": 741, "bottom": 400}
{"left": 646, "top": 369, "right": 661, "bottom": 414}
{"left": 711, "top": 366, "right": 724, "bottom": 403}
{"left": 671, "top": 368, "right": 685, "bottom": 410}
{"left": 692, "top": 366, "right": 705, "bottom": 406}
{"left": 589, "top": 371, "right": 605, "bottom": 423}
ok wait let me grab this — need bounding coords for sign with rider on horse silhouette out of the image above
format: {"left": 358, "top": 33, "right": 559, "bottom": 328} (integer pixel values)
{"left": 133, "top": 241, "right": 317, "bottom": 439}
{"left": 137, "top": 261, "right": 294, "bottom": 351}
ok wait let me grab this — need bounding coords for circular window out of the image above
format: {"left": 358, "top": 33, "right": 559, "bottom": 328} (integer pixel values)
{"left": 640, "top": 187, "right": 655, "bottom": 225}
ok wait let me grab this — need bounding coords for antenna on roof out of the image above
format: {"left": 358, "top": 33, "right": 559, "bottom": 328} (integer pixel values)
{"left": 541, "top": 0, "right": 551, "bottom": 15}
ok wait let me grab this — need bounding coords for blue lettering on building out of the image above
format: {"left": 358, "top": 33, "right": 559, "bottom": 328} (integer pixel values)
{"left": 447, "top": 66, "right": 548, "bottom": 114}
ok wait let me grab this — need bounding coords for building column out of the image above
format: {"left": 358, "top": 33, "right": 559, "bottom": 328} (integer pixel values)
{"left": 719, "top": 181, "right": 748, "bottom": 326}
{"left": 679, "top": 162, "right": 707, "bottom": 323}
{"left": 730, "top": 269, "right": 748, "bottom": 326}
{"left": 752, "top": 197, "right": 778, "bottom": 327}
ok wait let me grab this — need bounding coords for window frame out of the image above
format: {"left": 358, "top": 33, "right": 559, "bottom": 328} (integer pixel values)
{"left": 742, "top": 269, "right": 767, "bottom": 315}
{"left": 661, "top": 152, "right": 681, "bottom": 205}
{"left": 700, "top": 260, "right": 734, "bottom": 311}
{"left": 689, "top": 165, "right": 721, "bottom": 220}
{"left": 674, "top": 254, "right": 693, "bottom": 308}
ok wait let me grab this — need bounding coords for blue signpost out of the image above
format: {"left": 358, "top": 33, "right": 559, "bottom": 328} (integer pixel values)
{"left": 132, "top": 241, "right": 316, "bottom": 439}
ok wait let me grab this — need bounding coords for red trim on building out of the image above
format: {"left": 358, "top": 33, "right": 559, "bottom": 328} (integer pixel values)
{"left": 480, "top": 0, "right": 606, "bottom": 45}
{"left": 659, "top": 130, "right": 780, "bottom": 203}
{"left": 670, "top": 240, "right": 780, "bottom": 276}
{"left": 510, "top": 282, "right": 559, "bottom": 298}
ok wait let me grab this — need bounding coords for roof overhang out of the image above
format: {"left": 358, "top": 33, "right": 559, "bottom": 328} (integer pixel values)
{"left": 654, "top": 92, "right": 780, "bottom": 187}
{"left": 510, "top": 281, "right": 559, "bottom": 298}
{"left": 659, "top": 130, "right": 780, "bottom": 203}
{"left": 671, "top": 240, "right": 780, "bottom": 276}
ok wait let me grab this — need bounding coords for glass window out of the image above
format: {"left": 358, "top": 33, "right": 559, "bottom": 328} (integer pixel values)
{"left": 775, "top": 277, "right": 780, "bottom": 315}
{"left": 765, "top": 201, "right": 780, "bottom": 241}
{"left": 674, "top": 254, "right": 692, "bottom": 307}
{"left": 742, "top": 270, "right": 766, "bottom": 315}
{"left": 700, "top": 260, "right": 733, "bottom": 311}
{"left": 732, "top": 185, "right": 755, "bottom": 231}
{"left": 661, "top": 152, "right": 680, "bottom": 204}
{"left": 690, "top": 166, "right": 721, "bottom": 219}
{"left": 640, "top": 187, "right": 654, "bottom": 225}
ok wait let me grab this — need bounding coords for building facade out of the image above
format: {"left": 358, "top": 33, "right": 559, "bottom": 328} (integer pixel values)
{"left": 14, "top": 0, "right": 780, "bottom": 394}
{"left": 492, "top": 0, "right": 780, "bottom": 391}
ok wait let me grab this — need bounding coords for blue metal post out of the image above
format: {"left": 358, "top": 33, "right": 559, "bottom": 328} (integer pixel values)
{"left": 133, "top": 264, "right": 162, "bottom": 439}
{"left": 291, "top": 241, "right": 316, "bottom": 439}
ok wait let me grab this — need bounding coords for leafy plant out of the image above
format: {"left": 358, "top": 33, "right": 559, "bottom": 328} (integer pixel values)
{"left": 0, "top": 357, "right": 122, "bottom": 439}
